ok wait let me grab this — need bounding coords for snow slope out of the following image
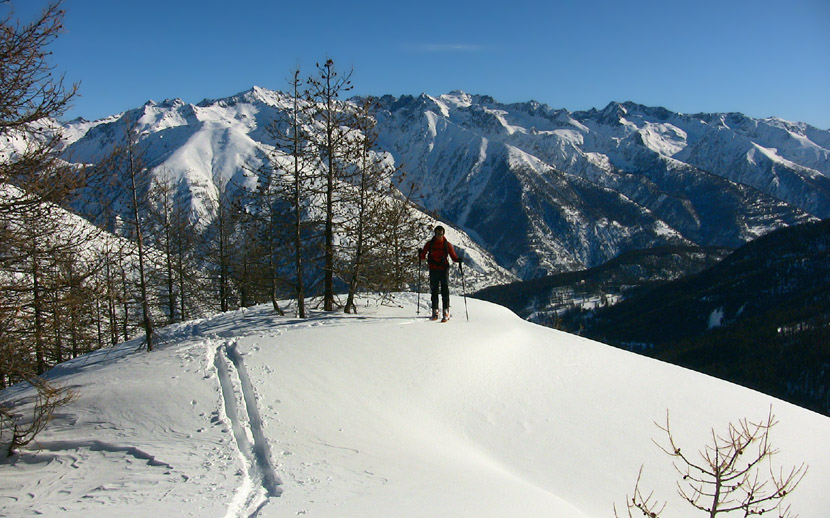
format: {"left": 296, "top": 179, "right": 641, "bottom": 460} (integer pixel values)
{"left": 1, "top": 295, "right": 828, "bottom": 517}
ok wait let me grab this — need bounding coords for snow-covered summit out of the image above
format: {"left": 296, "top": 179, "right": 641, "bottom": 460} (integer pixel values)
{"left": 1, "top": 295, "right": 827, "bottom": 517}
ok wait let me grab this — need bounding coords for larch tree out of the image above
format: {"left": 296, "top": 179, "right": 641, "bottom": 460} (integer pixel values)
{"left": 264, "top": 68, "right": 315, "bottom": 318}
{"left": 0, "top": 0, "right": 80, "bottom": 375}
{"left": 341, "top": 97, "right": 398, "bottom": 313}
{"left": 147, "top": 169, "right": 198, "bottom": 324}
{"left": 122, "top": 122, "right": 154, "bottom": 351}
{"left": 0, "top": 0, "right": 81, "bottom": 455}
{"left": 305, "top": 58, "right": 355, "bottom": 311}
{"left": 94, "top": 120, "right": 156, "bottom": 351}
{"left": 147, "top": 172, "right": 179, "bottom": 323}
{"left": 202, "top": 172, "right": 237, "bottom": 313}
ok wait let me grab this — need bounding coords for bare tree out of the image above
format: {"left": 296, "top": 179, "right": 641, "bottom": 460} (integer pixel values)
{"left": 10, "top": 199, "right": 101, "bottom": 372}
{"left": 247, "top": 70, "right": 316, "bottom": 318}
{"left": 99, "top": 240, "right": 130, "bottom": 345}
{"left": 266, "top": 68, "right": 315, "bottom": 318}
{"left": 0, "top": 0, "right": 81, "bottom": 375}
{"left": 97, "top": 121, "right": 156, "bottom": 350}
{"left": 1, "top": 0, "right": 78, "bottom": 258}
{"left": 0, "top": 2, "right": 75, "bottom": 133}
{"left": 56, "top": 248, "right": 105, "bottom": 358}
{"left": 341, "top": 97, "right": 401, "bottom": 313}
{"left": 615, "top": 410, "right": 808, "bottom": 518}
{"left": 147, "top": 172, "right": 177, "bottom": 323}
{"left": 306, "top": 58, "right": 355, "bottom": 311}
{"left": 0, "top": 0, "right": 82, "bottom": 455}
{"left": 226, "top": 201, "right": 275, "bottom": 311}
{"left": 201, "top": 173, "right": 237, "bottom": 313}
{"left": 0, "top": 2, "right": 77, "bottom": 229}
{"left": 1, "top": 376, "right": 77, "bottom": 456}
{"left": 146, "top": 170, "right": 199, "bottom": 324}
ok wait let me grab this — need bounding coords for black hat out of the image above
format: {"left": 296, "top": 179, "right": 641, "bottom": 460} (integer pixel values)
{"left": 434, "top": 225, "right": 445, "bottom": 235}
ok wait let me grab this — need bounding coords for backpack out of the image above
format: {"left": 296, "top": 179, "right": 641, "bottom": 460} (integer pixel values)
{"left": 427, "top": 237, "right": 450, "bottom": 268}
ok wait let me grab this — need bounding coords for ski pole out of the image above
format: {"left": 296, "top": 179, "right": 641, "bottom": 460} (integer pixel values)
{"left": 459, "top": 259, "right": 469, "bottom": 322}
{"left": 417, "top": 258, "right": 422, "bottom": 315}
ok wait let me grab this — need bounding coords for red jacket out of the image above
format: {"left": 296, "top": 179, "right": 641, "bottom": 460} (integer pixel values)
{"left": 419, "top": 236, "right": 460, "bottom": 270}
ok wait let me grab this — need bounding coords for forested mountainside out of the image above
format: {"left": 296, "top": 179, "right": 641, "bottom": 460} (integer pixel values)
{"left": 473, "top": 244, "right": 731, "bottom": 324}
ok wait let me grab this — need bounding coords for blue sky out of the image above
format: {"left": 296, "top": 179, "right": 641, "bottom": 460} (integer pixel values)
{"left": 11, "top": 0, "right": 830, "bottom": 128}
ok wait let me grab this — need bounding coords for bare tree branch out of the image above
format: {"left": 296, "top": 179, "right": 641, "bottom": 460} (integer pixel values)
{"left": 617, "top": 409, "right": 807, "bottom": 518}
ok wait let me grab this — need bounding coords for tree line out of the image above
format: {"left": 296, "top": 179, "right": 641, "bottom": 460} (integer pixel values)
{"left": 1, "top": 1, "right": 424, "bottom": 453}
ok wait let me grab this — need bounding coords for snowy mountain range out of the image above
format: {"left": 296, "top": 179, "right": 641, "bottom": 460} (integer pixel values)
{"left": 60, "top": 87, "right": 830, "bottom": 280}
{"left": 371, "top": 93, "right": 828, "bottom": 277}
{"left": 2, "top": 295, "right": 828, "bottom": 517}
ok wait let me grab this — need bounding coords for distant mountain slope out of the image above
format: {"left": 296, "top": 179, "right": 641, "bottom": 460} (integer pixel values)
{"left": 559, "top": 219, "right": 830, "bottom": 415}
{"left": 59, "top": 89, "right": 514, "bottom": 291}
{"left": 60, "top": 88, "right": 829, "bottom": 279}
{"left": 473, "top": 245, "right": 732, "bottom": 324}
{"left": 372, "top": 94, "right": 827, "bottom": 277}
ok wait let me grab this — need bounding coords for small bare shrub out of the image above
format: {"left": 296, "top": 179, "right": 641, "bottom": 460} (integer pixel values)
{"left": 615, "top": 409, "right": 807, "bottom": 518}
{"left": 1, "top": 376, "right": 77, "bottom": 456}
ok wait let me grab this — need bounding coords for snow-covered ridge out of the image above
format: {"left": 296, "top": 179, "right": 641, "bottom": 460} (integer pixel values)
{"left": 1, "top": 295, "right": 827, "bottom": 517}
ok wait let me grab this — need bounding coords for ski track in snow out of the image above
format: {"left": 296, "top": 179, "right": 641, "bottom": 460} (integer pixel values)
{"left": 212, "top": 337, "right": 282, "bottom": 517}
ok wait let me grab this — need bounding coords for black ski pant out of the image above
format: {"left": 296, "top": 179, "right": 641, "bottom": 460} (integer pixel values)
{"left": 429, "top": 268, "right": 450, "bottom": 311}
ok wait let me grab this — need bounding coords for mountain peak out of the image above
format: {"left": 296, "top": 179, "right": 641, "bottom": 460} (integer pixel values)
{"left": 240, "top": 85, "right": 285, "bottom": 107}
{"left": 439, "top": 90, "right": 473, "bottom": 108}
{"left": 583, "top": 101, "right": 627, "bottom": 125}
{"left": 143, "top": 98, "right": 186, "bottom": 110}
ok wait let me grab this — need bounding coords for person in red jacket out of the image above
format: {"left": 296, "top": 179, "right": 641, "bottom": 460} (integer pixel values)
{"left": 419, "top": 225, "right": 461, "bottom": 321}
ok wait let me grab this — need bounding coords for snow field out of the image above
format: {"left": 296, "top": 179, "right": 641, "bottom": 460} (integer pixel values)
{"left": 1, "top": 295, "right": 828, "bottom": 517}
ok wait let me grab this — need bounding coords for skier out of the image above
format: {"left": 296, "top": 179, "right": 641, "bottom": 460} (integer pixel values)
{"left": 419, "top": 225, "right": 461, "bottom": 321}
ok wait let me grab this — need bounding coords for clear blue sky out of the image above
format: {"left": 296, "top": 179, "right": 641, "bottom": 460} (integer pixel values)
{"left": 10, "top": 0, "right": 830, "bottom": 129}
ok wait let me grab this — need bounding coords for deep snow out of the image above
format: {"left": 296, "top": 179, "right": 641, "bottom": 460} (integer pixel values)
{"left": 1, "top": 295, "right": 828, "bottom": 517}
